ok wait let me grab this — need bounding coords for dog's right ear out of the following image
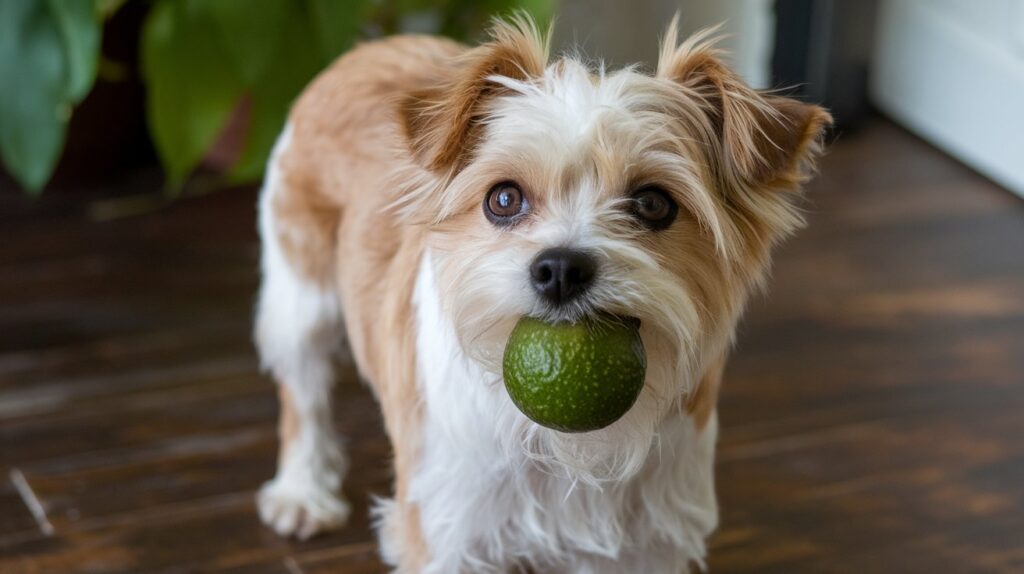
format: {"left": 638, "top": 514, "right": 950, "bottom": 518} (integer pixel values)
{"left": 400, "top": 15, "right": 548, "bottom": 173}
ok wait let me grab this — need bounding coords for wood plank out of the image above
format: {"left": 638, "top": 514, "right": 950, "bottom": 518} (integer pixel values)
{"left": 292, "top": 543, "right": 387, "bottom": 574}
{"left": 0, "top": 493, "right": 364, "bottom": 573}
{"left": 0, "top": 476, "right": 43, "bottom": 540}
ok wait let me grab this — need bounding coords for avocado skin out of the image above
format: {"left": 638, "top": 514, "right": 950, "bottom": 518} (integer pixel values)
{"left": 503, "top": 316, "right": 646, "bottom": 433}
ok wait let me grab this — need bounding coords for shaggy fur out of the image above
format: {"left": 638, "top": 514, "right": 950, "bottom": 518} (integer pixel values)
{"left": 254, "top": 14, "right": 830, "bottom": 573}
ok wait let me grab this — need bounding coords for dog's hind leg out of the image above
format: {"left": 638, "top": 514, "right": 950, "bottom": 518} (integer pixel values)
{"left": 254, "top": 124, "right": 349, "bottom": 539}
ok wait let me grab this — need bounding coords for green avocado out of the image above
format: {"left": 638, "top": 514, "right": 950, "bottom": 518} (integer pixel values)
{"left": 502, "top": 316, "right": 646, "bottom": 433}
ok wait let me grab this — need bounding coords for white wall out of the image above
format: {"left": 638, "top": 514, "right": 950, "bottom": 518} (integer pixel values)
{"left": 553, "top": 0, "right": 774, "bottom": 88}
{"left": 871, "top": 0, "right": 1024, "bottom": 197}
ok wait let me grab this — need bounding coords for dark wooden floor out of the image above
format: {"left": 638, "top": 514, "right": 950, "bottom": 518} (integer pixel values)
{"left": 1, "top": 118, "right": 1022, "bottom": 573}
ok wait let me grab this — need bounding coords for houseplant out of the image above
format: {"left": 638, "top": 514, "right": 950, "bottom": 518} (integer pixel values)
{"left": 0, "top": 0, "right": 553, "bottom": 195}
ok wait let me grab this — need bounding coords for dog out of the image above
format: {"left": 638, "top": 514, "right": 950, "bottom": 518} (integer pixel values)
{"left": 254, "top": 14, "right": 830, "bottom": 573}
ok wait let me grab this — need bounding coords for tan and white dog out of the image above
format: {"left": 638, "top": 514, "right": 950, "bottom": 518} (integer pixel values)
{"left": 254, "top": 15, "right": 830, "bottom": 573}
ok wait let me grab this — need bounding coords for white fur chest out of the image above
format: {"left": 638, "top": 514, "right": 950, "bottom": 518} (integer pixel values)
{"left": 410, "top": 252, "right": 719, "bottom": 573}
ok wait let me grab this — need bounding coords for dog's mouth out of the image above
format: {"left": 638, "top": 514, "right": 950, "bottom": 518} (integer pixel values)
{"left": 582, "top": 313, "right": 641, "bottom": 332}
{"left": 617, "top": 315, "right": 642, "bottom": 330}
{"left": 533, "top": 300, "right": 642, "bottom": 330}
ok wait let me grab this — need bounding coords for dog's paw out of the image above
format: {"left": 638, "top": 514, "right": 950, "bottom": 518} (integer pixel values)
{"left": 257, "top": 476, "right": 351, "bottom": 540}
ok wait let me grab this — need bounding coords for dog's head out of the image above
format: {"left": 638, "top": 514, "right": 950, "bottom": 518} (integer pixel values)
{"left": 397, "top": 16, "right": 830, "bottom": 481}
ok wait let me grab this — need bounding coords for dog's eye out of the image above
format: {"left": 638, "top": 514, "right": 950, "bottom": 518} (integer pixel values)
{"left": 484, "top": 182, "right": 528, "bottom": 225}
{"left": 631, "top": 187, "right": 678, "bottom": 230}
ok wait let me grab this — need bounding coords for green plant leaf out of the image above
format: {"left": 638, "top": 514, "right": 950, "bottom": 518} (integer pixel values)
{"left": 208, "top": 0, "right": 288, "bottom": 84}
{"left": 96, "top": 0, "right": 127, "bottom": 20}
{"left": 230, "top": 2, "right": 324, "bottom": 182}
{"left": 0, "top": 0, "right": 99, "bottom": 193}
{"left": 142, "top": 0, "right": 245, "bottom": 186}
{"left": 307, "top": 0, "right": 374, "bottom": 62}
{"left": 438, "top": 0, "right": 552, "bottom": 42}
{"left": 515, "top": 0, "right": 555, "bottom": 29}
{"left": 46, "top": 0, "right": 100, "bottom": 102}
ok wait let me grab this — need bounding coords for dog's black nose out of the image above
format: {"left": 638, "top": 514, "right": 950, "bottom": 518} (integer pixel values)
{"left": 530, "top": 248, "right": 597, "bottom": 305}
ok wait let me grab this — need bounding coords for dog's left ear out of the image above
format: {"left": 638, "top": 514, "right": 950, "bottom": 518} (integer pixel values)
{"left": 657, "top": 20, "right": 832, "bottom": 190}
{"left": 401, "top": 16, "right": 549, "bottom": 174}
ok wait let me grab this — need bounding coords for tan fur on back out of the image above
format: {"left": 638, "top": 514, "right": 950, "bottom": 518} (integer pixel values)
{"left": 280, "top": 36, "right": 458, "bottom": 388}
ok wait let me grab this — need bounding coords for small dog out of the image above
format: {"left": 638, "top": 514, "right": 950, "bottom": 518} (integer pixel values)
{"left": 254, "top": 14, "right": 830, "bottom": 573}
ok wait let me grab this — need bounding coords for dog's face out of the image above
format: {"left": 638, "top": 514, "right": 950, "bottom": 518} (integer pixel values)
{"left": 398, "top": 19, "right": 830, "bottom": 481}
